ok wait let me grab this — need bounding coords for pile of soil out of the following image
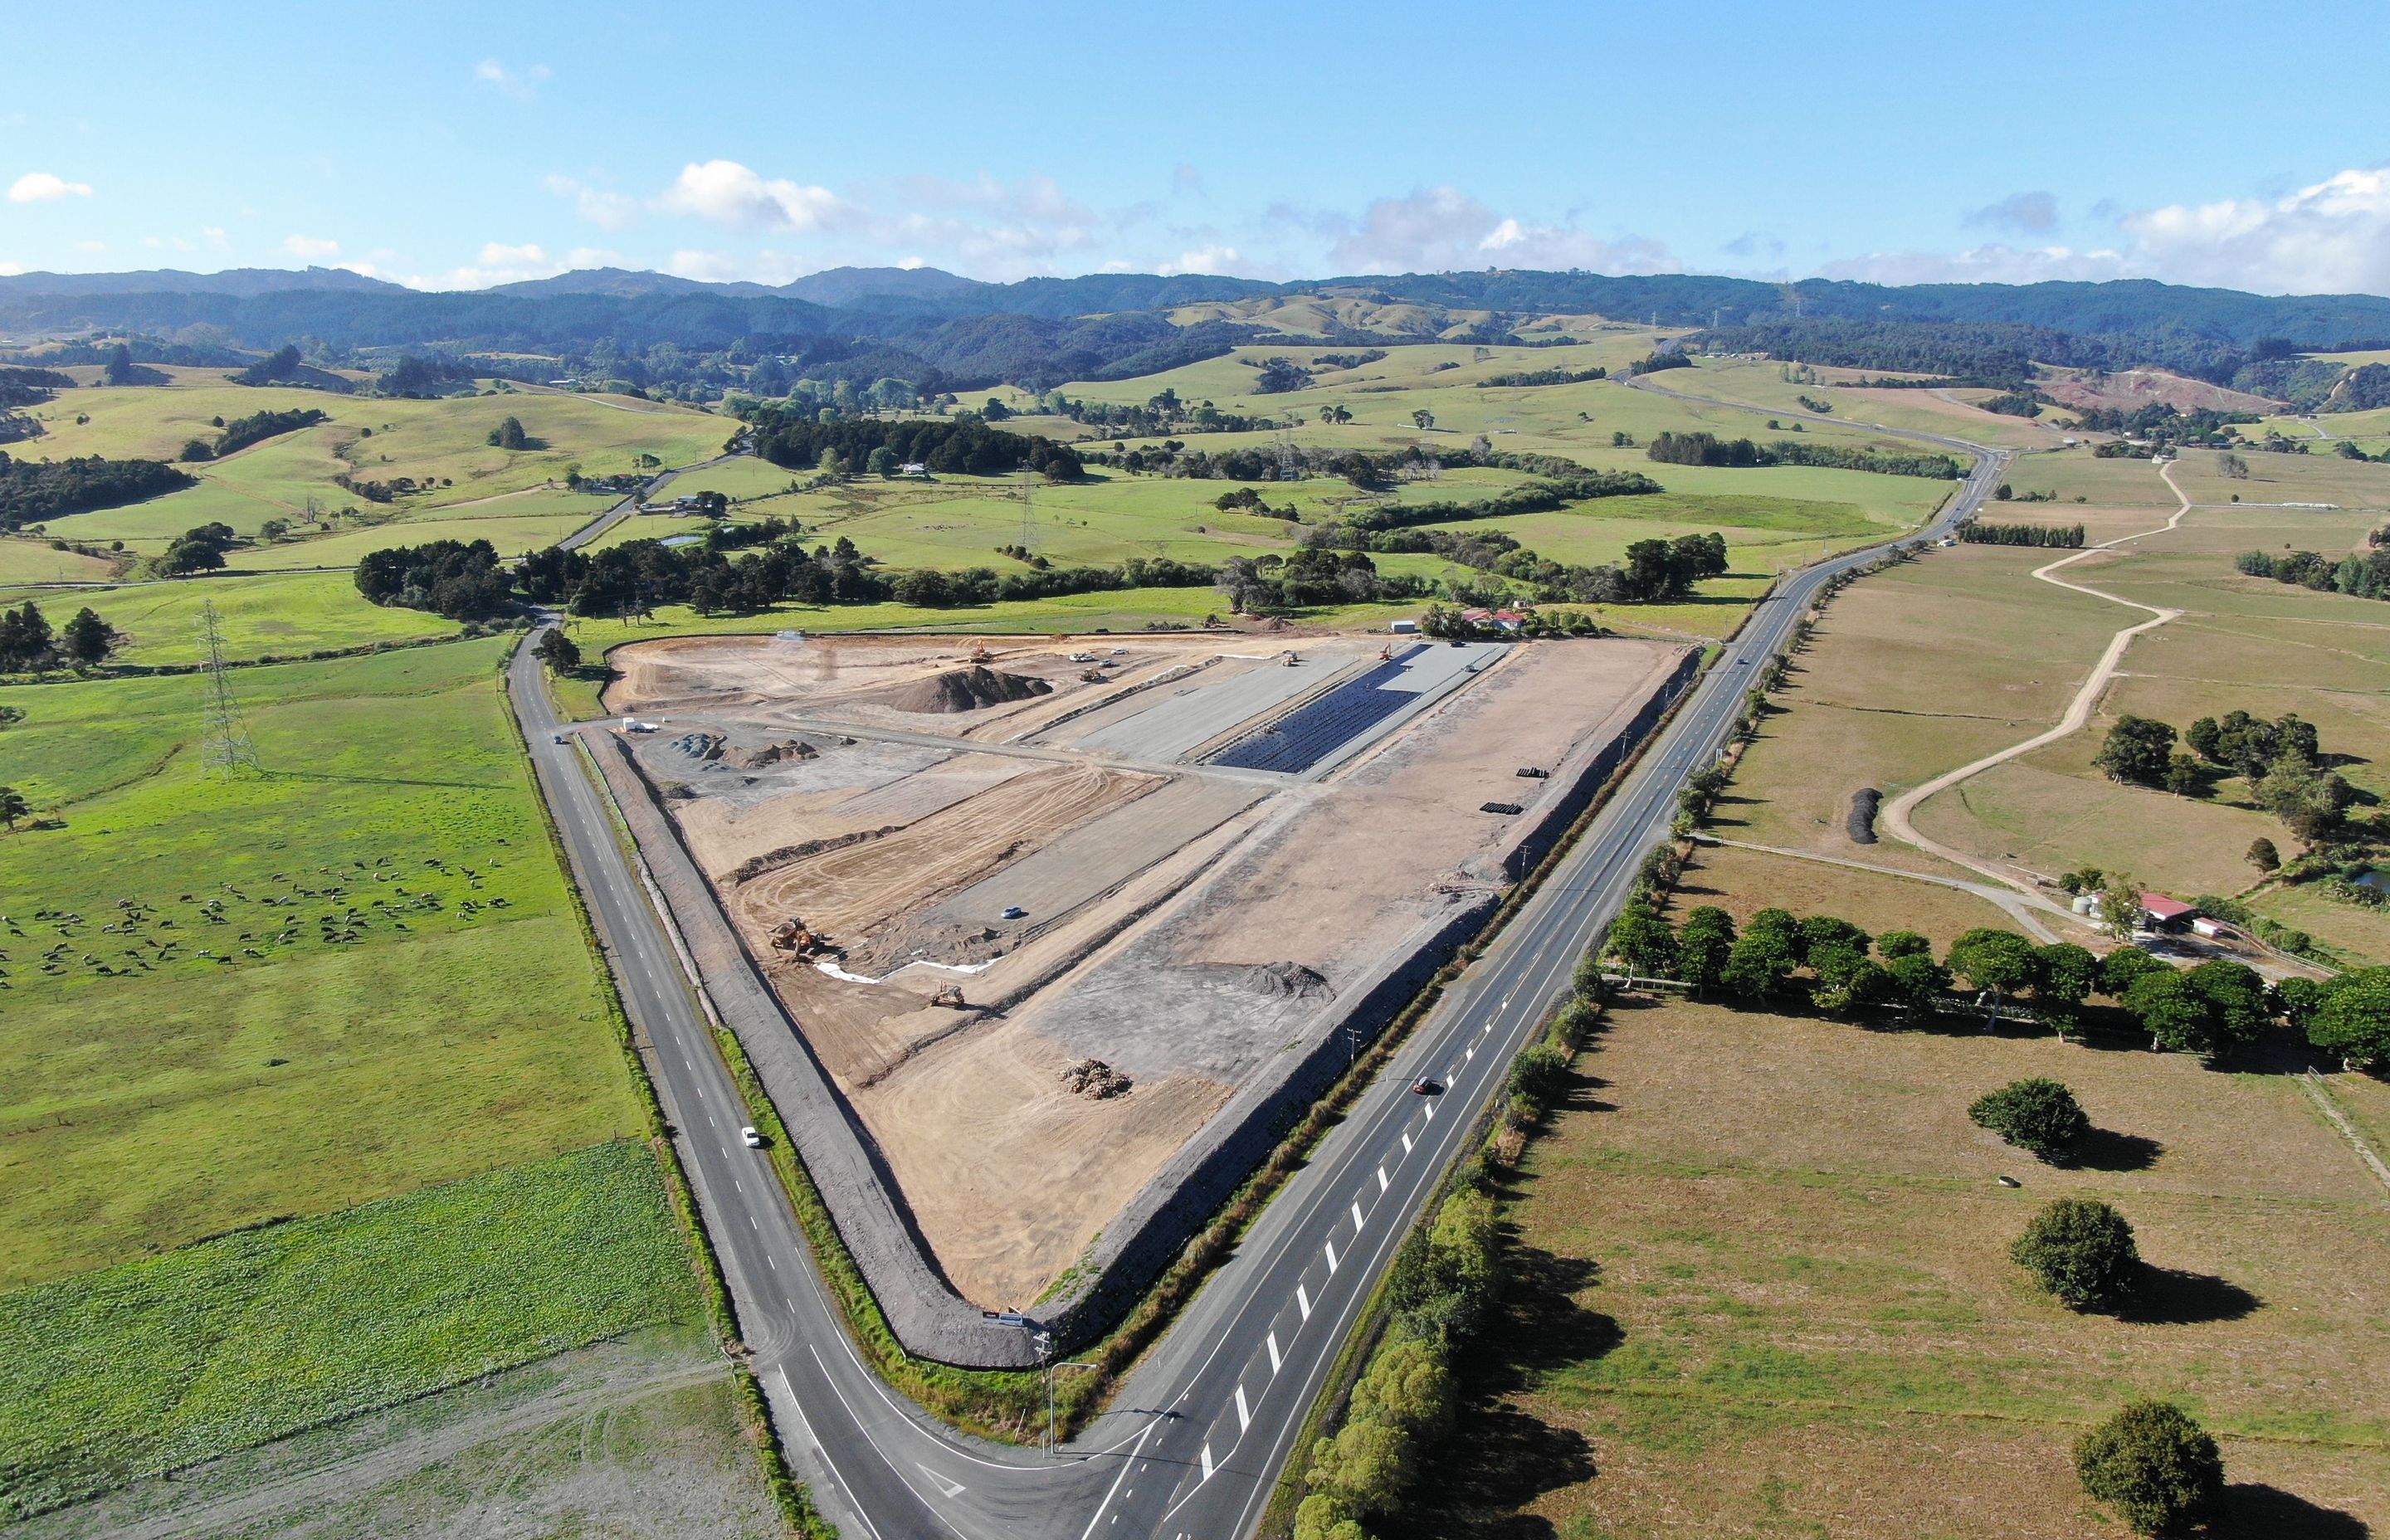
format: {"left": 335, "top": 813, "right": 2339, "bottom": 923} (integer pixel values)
{"left": 724, "top": 738, "right": 817, "bottom": 770}
{"left": 1846, "top": 787, "right": 1880, "bottom": 845}
{"left": 1241, "top": 961, "right": 1330, "bottom": 998}
{"left": 871, "top": 666, "right": 1054, "bottom": 714}
{"left": 1058, "top": 1058, "right": 1132, "bottom": 1099}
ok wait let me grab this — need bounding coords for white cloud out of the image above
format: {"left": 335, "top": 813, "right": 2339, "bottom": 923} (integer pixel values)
{"left": 9, "top": 172, "right": 93, "bottom": 203}
{"left": 1824, "top": 163, "right": 2390, "bottom": 295}
{"left": 658, "top": 159, "right": 851, "bottom": 232}
{"left": 0, "top": 261, "right": 23, "bottom": 276}
{"left": 546, "top": 173, "right": 638, "bottom": 230}
{"left": 2120, "top": 165, "right": 2390, "bottom": 295}
{"left": 1817, "top": 242, "right": 2129, "bottom": 286}
{"left": 1314, "top": 186, "right": 1675, "bottom": 276}
{"left": 663, "top": 248, "right": 814, "bottom": 285}
{"left": 1967, "top": 191, "right": 2060, "bottom": 235}
{"left": 283, "top": 234, "right": 341, "bottom": 260}
{"left": 474, "top": 58, "right": 552, "bottom": 100}
{"left": 1160, "top": 244, "right": 1254, "bottom": 277}
{"left": 896, "top": 256, "right": 926, "bottom": 270}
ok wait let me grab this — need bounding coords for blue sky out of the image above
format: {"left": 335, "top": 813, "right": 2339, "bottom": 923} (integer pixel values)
{"left": 9, "top": 0, "right": 2390, "bottom": 294}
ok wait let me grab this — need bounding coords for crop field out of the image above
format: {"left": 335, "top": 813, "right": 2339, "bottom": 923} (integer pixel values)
{"left": 1399, "top": 996, "right": 2390, "bottom": 1539}
{"left": 0, "top": 640, "right": 642, "bottom": 1286}
{"left": 0, "top": 572, "right": 461, "bottom": 667}
{"left": 0, "top": 1140, "right": 701, "bottom": 1518}
{"left": 599, "top": 630, "right": 1686, "bottom": 1306}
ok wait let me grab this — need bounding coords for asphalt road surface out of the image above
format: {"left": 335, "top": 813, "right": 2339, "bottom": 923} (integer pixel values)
{"left": 508, "top": 403, "right": 2005, "bottom": 1538}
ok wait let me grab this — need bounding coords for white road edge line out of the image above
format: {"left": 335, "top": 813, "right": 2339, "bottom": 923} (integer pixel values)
{"left": 777, "top": 1367, "right": 886, "bottom": 1540}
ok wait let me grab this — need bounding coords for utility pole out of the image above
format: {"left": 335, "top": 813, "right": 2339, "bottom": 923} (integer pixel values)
{"left": 197, "top": 599, "right": 261, "bottom": 777}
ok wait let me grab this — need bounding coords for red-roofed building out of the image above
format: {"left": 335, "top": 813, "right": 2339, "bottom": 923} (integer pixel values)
{"left": 2138, "top": 891, "right": 2200, "bottom": 931}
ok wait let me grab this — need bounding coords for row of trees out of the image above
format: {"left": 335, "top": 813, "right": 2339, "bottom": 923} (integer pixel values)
{"left": 0, "top": 599, "right": 120, "bottom": 672}
{"left": 2236, "top": 544, "right": 2390, "bottom": 601}
{"left": 1295, "top": 933, "right": 1607, "bottom": 1540}
{"left": 1605, "top": 899, "right": 2344, "bottom": 1060}
{"left": 1298, "top": 520, "right": 1728, "bottom": 607}
{"left": 749, "top": 410, "right": 1084, "bottom": 482}
{"left": 1958, "top": 519, "right": 2085, "bottom": 547}
{"left": 1645, "top": 430, "right": 1963, "bottom": 478}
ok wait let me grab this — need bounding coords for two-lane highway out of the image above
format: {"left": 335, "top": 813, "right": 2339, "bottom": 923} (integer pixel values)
{"left": 507, "top": 394, "right": 2005, "bottom": 1538}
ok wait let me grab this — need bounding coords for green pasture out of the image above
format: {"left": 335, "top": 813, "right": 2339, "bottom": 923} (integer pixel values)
{"left": 17, "top": 383, "right": 724, "bottom": 558}
{"left": 0, "top": 572, "right": 461, "bottom": 667}
{"left": 0, "top": 1139, "right": 698, "bottom": 1518}
{"left": 0, "top": 640, "right": 639, "bottom": 1287}
{"left": 0, "top": 538, "right": 115, "bottom": 584}
{"left": 661, "top": 456, "right": 803, "bottom": 501}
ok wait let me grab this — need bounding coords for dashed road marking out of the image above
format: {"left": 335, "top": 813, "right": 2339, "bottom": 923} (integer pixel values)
{"left": 1234, "top": 1385, "right": 1250, "bottom": 1432}
{"left": 1401, "top": 1131, "right": 1412, "bottom": 1153}
{"left": 1350, "top": 1201, "right": 1365, "bottom": 1231}
{"left": 1201, "top": 1444, "right": 1213, "bottom": 1480}
{"left": 1324, "top": 1240, "right": 1339, "bottom": 1274}
{"left": 1376, "top": 1164, "right": 1388, "bottom": 1193}
{"left": 1295, "top": 1284, "right": 1311, "bottom": 1319}
{"left": 1266, "top": 1331, "right": 1281, "bottom": 1373}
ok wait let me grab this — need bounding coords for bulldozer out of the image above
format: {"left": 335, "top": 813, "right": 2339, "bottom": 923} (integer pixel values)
{"left": 928, "top": 982, "right": 968, "bottom": 1008}
{"left": 968, "top": 642, "right": 995, "bottom": 665}
{"left": 768, "top": 918, "right": 832, "bottom": 955}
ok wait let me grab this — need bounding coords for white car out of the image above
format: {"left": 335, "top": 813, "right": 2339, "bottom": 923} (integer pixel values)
{"left": 740, "top": 1126, "right": 764, "bottom": 1148}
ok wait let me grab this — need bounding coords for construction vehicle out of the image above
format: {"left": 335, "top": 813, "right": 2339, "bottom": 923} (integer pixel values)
{"left": 968, "top": 642, "right": 995, "bottom": 665}
{"left": 1283, "top": 651, "right": 1300, "bottom": 666}
{"left": 928, "top": 982, "right": 967, "bottom": 1008}
{"left": 1080, "top": 669, "right": 1108, "bottom": 683}
{"left": 768, "top": 918, "right": 833, "bottom": 955}
{"left": 1378, "top": 644, "right": 1393, "bottom": 661}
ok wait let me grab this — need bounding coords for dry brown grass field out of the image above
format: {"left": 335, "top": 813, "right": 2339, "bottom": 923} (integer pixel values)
{"left": 1394, "top": 967, "right": 2390, "bottom": 1539}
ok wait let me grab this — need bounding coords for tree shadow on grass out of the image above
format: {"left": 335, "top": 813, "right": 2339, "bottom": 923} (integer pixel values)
{"left": 2204, "top": 1484, "right": 2369, "bottom": 1538}
{"left": 2070, "top": 1125, "right": 2163, "bottom": 1172}
{"left": 2121, "top": 1266, "right": 2261, "bottom": 1325}
{"left": 1384, "top": 1245, "right": 1614, "bottom": 1540}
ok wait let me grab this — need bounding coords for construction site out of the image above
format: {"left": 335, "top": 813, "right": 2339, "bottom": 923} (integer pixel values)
{"left": 593, "top": 630, "right": 1692, "bottom": 1317}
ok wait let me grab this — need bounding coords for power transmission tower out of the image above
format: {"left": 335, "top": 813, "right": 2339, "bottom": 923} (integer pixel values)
{"left": 197, "top": 599, "right": 262, "bottom": 777}
{"left": 1017, "top": 482, "right": 1038, "bottom": 556}
{"left": 1275, "top": 431, "right": 1300, "bottom": 481}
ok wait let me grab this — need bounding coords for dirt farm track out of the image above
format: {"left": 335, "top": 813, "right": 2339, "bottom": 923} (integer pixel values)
{"left": 599, "top": 631, "right": 1685, "bottom": 1307}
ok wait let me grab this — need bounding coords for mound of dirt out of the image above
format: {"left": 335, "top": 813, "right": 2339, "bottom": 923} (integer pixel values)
{"left": 1059, "top": 1059, "right": 1132, "bottom": 1099}
{"left": 871, "top": 666, "right": 1054, "bottom": 715}
{"left": 724, "top": 738, "right": 817, "bottom": 770}
{"left": 1240, "top": 961, "right": 1331, "bottom": 998}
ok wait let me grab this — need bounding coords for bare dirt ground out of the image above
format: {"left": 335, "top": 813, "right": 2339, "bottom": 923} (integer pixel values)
{"left": 607, "top": 631, "right": 1685, "bottom": 1305}
{"left": 2036, "top": 367, "right": 2284, "bottom": 418}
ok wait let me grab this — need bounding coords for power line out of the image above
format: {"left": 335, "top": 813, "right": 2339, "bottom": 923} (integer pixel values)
{"left": 197, "top": 598, "right": 261, "bottom": 777}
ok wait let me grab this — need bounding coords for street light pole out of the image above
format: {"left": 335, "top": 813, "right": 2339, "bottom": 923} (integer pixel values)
{"left": 1047, "top": 1360, "right": 1099, "bottom": 1457}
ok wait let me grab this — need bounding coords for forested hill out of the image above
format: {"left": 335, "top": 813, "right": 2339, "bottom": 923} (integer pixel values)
{"left": 11, "top": 263, "right": 2390, "bottom": 393}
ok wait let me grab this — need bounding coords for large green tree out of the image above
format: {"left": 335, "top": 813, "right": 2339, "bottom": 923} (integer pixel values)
{"left": 1969, "top": 1077, "right": 2091, "bottom": 1162}
{"left": 1675, "top": 906, "right": 1736, "bottom": 995}
{"left": 2012, "top": 1196, "right": 2139, "bottom": 1310}
{"left": 2307, "top": 967, "right": 2390, "bottom": 1069}
{"left": 2093, "top": 715, "right": 2177, "bottom": 787}
{"left": 2074, "top": 1401, "right": 2224, "bottom": 1537}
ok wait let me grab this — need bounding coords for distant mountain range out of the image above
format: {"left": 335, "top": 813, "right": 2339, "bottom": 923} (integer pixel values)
{"left": 7, "top": 262, "right": 2390, "bottom": 393}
